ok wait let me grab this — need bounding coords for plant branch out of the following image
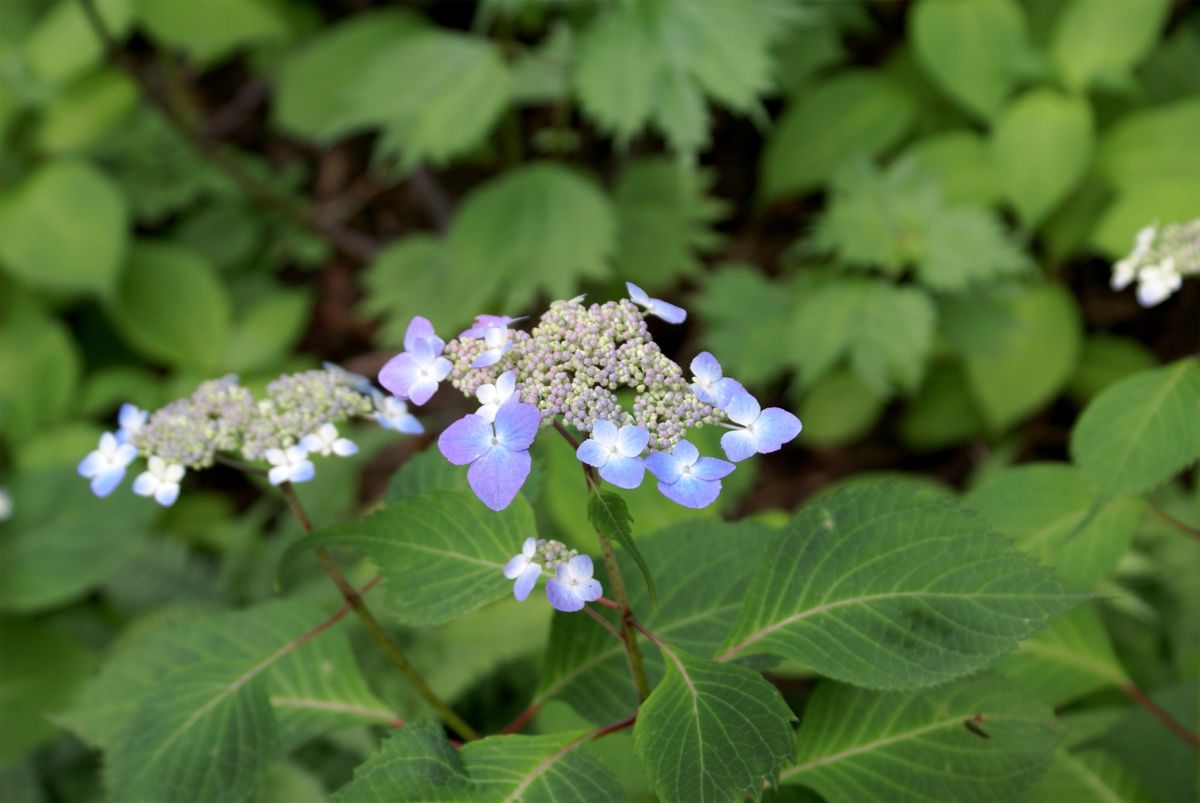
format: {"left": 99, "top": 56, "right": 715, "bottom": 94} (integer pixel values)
{"left": 584, "top": 604, "right": 626, "bottom": 643}
{"left": 76, "top": 0, "right": 381, "bottom": 264}
{"left": 1148, "top": 506, "right": 1200, "bottom": 540}
{"left": 277, "top": 482, "right": 480, "bottom": 741}
{"left": 1121, "top": 683, "right": 1200, "bottom": 748}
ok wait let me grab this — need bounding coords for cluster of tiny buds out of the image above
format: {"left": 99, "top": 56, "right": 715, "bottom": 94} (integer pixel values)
{"left": 78, "top": 366, "right": 424, "bottom": 507}
{"left": 1111, "top": 219, "right": 1200, "bottom": 307}
{"left": 533, "top": 538, "right": 578, "bottom": 572}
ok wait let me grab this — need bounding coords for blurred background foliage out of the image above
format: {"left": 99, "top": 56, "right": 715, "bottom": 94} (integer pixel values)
{"left": 0, "top": 0, "right": 1197, "bottom": 800}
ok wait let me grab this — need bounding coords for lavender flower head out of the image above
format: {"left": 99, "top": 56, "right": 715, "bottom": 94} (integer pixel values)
{"left": 502, "top": 537, "right": 603, "bottom": 613}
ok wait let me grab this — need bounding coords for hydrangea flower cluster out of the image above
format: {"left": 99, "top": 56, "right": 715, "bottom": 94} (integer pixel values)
{"left": 78, "top": 367, "right": 422, "bottom": 506}
{"left": 503, "top": 537, "right": 603, "bottom": 613}
{"left": 378, "top": 283, "right": 802, "bottom": 512}
{"left": 1111, "top": 220, "right": 1200, "bottom": 307}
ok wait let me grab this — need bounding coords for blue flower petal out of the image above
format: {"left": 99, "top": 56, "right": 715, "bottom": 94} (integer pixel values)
{"left": 403, "top": 316, "right": 436, "bottom": 352}
{"left": 546, "top": 578, "right": 583, "bottom": 612}
{"left": 671, "top": 439, "right": 700, "bottom": 466}
{"left": 467, "top": 446, "right": 531, "bottom": 511}
{"left": 599, "top": 455, "right": 645, "bottom": 489}
{"left": 650, "top": 298, "right": 687, "bottom": 324}
{"left": 657, "top": 474, "right": 721, "bottom": 509}
{"left": 616, "top": 425, "right": 649, "bottom": 457}
{"left": 513, "top": 563, "right": 541, "bottom": 602}
{"left": 472, "top": 349, "right": 503, "bottom": 369}
{"left": 569, "top": 555, "right": 594, "bottom": 579}
{"left": 154, "top": 482, "right": 180, "bottom": 507}
{"left": 720, "top": 429, "right": 758, "bottom": 462}
{"left": 625, "top": 282, "right": 650, "bottom": 306}
{"left": 77, "top": 452, "right": 103, "bottom": 478}
{"left": 712, "top": 378, "right": 745, "bottom": 410}
{"left": 644, "top": 451, "right": 682, "bottom": 484}
{"left": 576, "top": 439, "right": 610, "bottom": 468}
{"left": 494, "top": 402, "right": 541, "bottom": 451}
{"left": 438, "top": 414, "right": 492, "bottom": 465}
{"left": 754, "top": 408, "right": 803, "bottom": 451}
{"left": 579, "top": 578, "right": 603, "bottom": 603}
{"left": 378, "top": 352, "right": 419, "bottom": 399}
{"left": 290, "top": 461, "right": 315, "bottom": 484}
{"left": 91, "top": 467, "right": 126, "bottom": 498}
{"left": 693, "top": 456, "right": 735, "bottom": 481}
{"left": 690, "top": 352, "right": 722, "bottom": 385}
{"left": 725, "top": 391, "right": 761, "bottom": 427}
{"left": 590, "top": 419, "right": 619, "bottom": 449}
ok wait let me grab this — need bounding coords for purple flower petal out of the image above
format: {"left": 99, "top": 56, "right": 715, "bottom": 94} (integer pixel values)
{"left": 431, "top": 356, "right": 452, "bottom": 382}
{"left": 711, "top": 378, "right": 745, "bottom": 409}
{"left": 503, "top": 554, "right": 527, "bottom": 579}
{"left": 546, "top": 578, "right": 583, "bottom": 612}
{"left": 616, "top": 425, "right": 649, "bottom": 456}
{"left": 496, "top": 371, "right": 516, "bottom": 398}
{"left": 378, "top": 353, "right": 419, "bottom": 399}
{"left": 438, "top": 414, "right": 492, "bottom": 465}
{"left": 407, "top": 377, "right": 440, "bottom": 406}
{"left": 690, "top": 352, "right": 722, "bottom": 385}
{"left": 599, "top": 455, "right": 644, "bottom": 489}
{"left": 644, "top": 451, "right": 682, "bottom": 484}
{"left": 472, "top": 350, "right": 503, "bottom": 369}
{"left": 671, "top": 439, "right": 700, "bottom": 466}
{"left": 578, "top": 578, "right": 603, "bottom": 603}
{"left": 693, "top": 456, "right": 736, "bottom": 481}
{"left": 576, "top": 439, "right": 610, "bottom": 468}
{"left": 625, "top": 282, "right": 650, "bottom": 306}
{"left": 721, "top": 429, "right": 758, "bottom": 462}
{"left": 657, "top": 474, "right": 722, "bottom": 509}
{"left": 590, "top": 419, "right": 618, "bottom": 449}
{"left": 725, "top": 392, "right": 761, "bottom": 427}
{"left": 513, "top": 563, "right": 541, "bottom": 601}
{"left": 567, "top": 554, "right": 593, "bottom": 580}
{"left": 404, "top": 316, "right": 436, "bottom": 352}
{"left": 754, "top": 408, "right": 803, "bottom": 451}
{"left": 650, "top": 299, "right": 687, "bottom": 324}
{"left": 494, "top": 402, "right": 541, "bottom": 451}
{"left": 467, "top": 447, "right": 531, "bottom": 511}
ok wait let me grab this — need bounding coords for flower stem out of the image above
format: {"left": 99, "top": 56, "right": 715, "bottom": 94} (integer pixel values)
{"left": 1149, "top": 505, "right": 1200, "bottom": 540}
{"left": 278, "top": 482, "right": 480, "bottom": 741}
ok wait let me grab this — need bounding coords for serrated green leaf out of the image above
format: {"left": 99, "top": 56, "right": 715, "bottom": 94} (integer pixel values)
{"left": 634, "top": 644, "right": 795, "bottom": 803}
{"left": 0, "top": 159, "right": 129, "bottom": 296}
{"left": 387, "top": 448, "right": 472, "bottom": 502}
{"left": 911, "top": 0, "right": 1032, "bottom": 120}
{"left": 333, "top": 720, "right": 469, "bottom": 801}
{"left": 106, "top": 662, "right": 278, "bottom": 803}
{"left": 720, "top": 482, "right": 1076, "bottom": 688}
{"left": 1051, "top": 0, "right": 1170, "bottom": 91}
{"left": 110, "top": 240, "right": 232, "bottom": 371}
{"left": 538, "top": 520, "right": 773, "bottom": 724}
{"left": 790, "top": 275, "right": 936, "bottom": 395}
{"left": 349, "top": 30, "right": 510, "bottom": 168}
{"left": 273, "top": 10, "right": 426, "bottom": 142}
{"left": 955, "top": 283, "right": 1082, "bottom": 430}
{"left": 964, "top": 462, "right": 1139, "bottom": 590}
{"left": 612, "top": 159, "right": 726, "bottom": 289}
{"left": 694, "top": 266, "right": 798, "bottom": 385}
{"left": 132, "top": 0, "right": 288, "bottom": 63}
{"left": 996, "top": 604, "right": 1129, "bottom": 706}
{"left": 1029, "top": 748, "right": 1157, "bottom": 803}
{"left": 448, "top": 163, "right": 615, "bottom": 310}
{"left": 587, "top": 491, "right": 655, "bottom": 608}
{"left": 761, "top": 71, "right": 916, "bottom": 199}
{"left": 1097, "top": 99, "right": 1200, "bottom": 193}
{"left": 900, "top": 130, "right": 1000, "bottom": 206}
{"left": 294, "top": 490, "right": 531, "bottom": 626}
{"left": 782, "top": 674, "right": 1059, "bottom": 801}
{"left": 991, "top": 89, "right": 1093, "bottom": 228}
{"left": 23, "top": 0, "right": 132, "bottom": 87}
{"left": 1070, "top": 359, "right": 1200, "bottom": 499}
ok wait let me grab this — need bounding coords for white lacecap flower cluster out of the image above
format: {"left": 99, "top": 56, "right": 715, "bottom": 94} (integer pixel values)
{"left": 502, "top": 537, "right": 602, "bottom": 613}
{"left": 77, "top": 367, "right": 423, "bottom": 507}
{"left": 1111, "top": 220, "right": 1200, "bottom": 307}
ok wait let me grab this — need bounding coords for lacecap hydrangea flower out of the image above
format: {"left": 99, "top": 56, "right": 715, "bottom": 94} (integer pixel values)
{"left": 382, "top": 284, "right": 801, "bottom": 512}
{"left": 1111, "top": 220, "right": 1200, "bottom": 307}
{"left": 502, "top": 537, "right": 603, "bottom": 613}
{"left": 79, "top": 366, "right": 421, "bottom": 505}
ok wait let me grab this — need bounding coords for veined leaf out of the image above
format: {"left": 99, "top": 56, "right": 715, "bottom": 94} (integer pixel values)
{"left": 782, "top": 674, "right": 1059, "bottom": 801}
{"left": 633, "top": 643, "right": 795, "bottom": 803}
{"left": 1070, "top": 359, "right": 1200, "bottom": 499}
{"left": 587, "top": 491, "right": 655, "bottom": 608}
{"left": 1097, "top": 99, "right": 1200, "bottom": 193}
{"left": 1029, "top": 748, "right": 1157, "bottom": 803}
{"left": 538, "top": 520, "right": 773, "bottom": 724}
{"left": 996, "top": 604, "right": 1129, "bottom": 706}
{"left": 964, "top": 462, "right": 1139, "bottom": 590}
{"left": 132, "top": 0, "right": 287, "bottom": 63}
{"left": 720, "top": 482, "right": 1076, "bottom": 688}
{"left": 293, "top": 490, "right": 531, "bottom": 626}
{"left": 1051, "top": 0, "right": 1170, "bottom": 91}
{"left": 333, "top": 720, "right": 468, "bottom": 801}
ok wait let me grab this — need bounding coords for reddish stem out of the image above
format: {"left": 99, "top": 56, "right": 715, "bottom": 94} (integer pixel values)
{"left": 1121, "top": 683, "right": 1200, "bottom": 748}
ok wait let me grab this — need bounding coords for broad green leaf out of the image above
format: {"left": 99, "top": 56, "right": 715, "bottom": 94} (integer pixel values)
{"left": 1051, "top": 0, "right": 1170, "bottom": 91}
{"left": 538, "top": 520, "right": 773, "bottom": 724}
{"left": 35, "top": 69, "right": 137, "bottom": 153}
{"left": 694, "top": 266, "right": 797, "bottom": 385}
{"left": 0, "top": 617, "right": 94, "bottom": 764}
{"left": 611, "top": 159, "right": 726, "bottom": 289}
{"left": 1068, "top": 335, "right": 1157, "bottom": 404}
{"left": 448, "top": 163, "right": 615, "bottom": 310}
{"left": 1097, "top": 682, "right": 1197, "bottom": 803}
{"left": 898, "top": 361, "right": 985, "bottom": 451}
{"left": 273, "top": 10, "right": 426, "bottom": 142}
{"left": 0, "top": 159, "right": 128, "bottom": 296}
{"left": 1091, "top": 177, "right": 1200, "bottom": 258}
{"left": 1070, "top": 359, "right": 1200, "bottom": 498}
{"left": 955, "top": 283, "right": 1082, "bottom": 430}
{"left": 132, "top": 0, "right": 288, "bottom": 63}
{"left": 360, "top": 235, "right": 489, "bottom": 345}
{"left": 797, "top": 368, "right": 885, "bottom": 447}
{"left": 0, "top": 302, "right": 81, "bottom": 440}
{"left": 350, "top": 30, "right": 510, "bottom": 168}
{"left": 587, "top": 491, "right": 655, "bottom": 607}
{"left": 1029, "top": 748, "right": 1156, "bottom": 803}
{"left": 782, "top": 674, "right": 1058, "bottom": 801}
{"left": 790, "top": 275, "right": 936, "bottom": 395}
{"left": 294, "top": 490, "right": 532, "bottom": 625}
{"left": 900, "top": 130, "right": 1000, "bottom": 206}
{"left": 1097, "top": 99, "right": 1200, "bottom": 193}
{"left": 0, "top": 467, "right": 155, "bottom": 612}
{"left": 223, "top": 287, "right": 312, "bottom": 374}
{"left": 911, "top": 0, "right": 1032, "bottom": 120}
{"left": 964, "top": 462, "right": 1139, "bottom": 589}
{"left": 991, "top": 89, "right": 1093, "bottom": 227}
{"left": 720, "top": 482, "right": 1076, "bottom": 687}
{"left": 333, "top": 720, "right": 469, "bottom": 801}
{"left": 996, "top": 604, "right": 1129, "bottom": 706}
{"left": 23, "top": 0, "right": 132, "bottom": 87}
{"left": 110, "top": 241, "right": 232, "bottom": 371}
{"left": 106, "top": 662, "right": 277, "bottom": 803}
{"left": 256, "top": 763, "right": 328, "bottom": 803}
{"left": 762, "top": 72, "right": 916, "bottom": 199}
{"left": 387, "top": 448, "right": 471, "bottom": 502}
{"left": 633, "top": 644, "right": 796, "bottom": 803}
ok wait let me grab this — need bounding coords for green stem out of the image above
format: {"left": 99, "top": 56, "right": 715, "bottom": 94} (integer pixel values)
{"left": 278, "top": 482, "right": 480, "bottom": 741}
